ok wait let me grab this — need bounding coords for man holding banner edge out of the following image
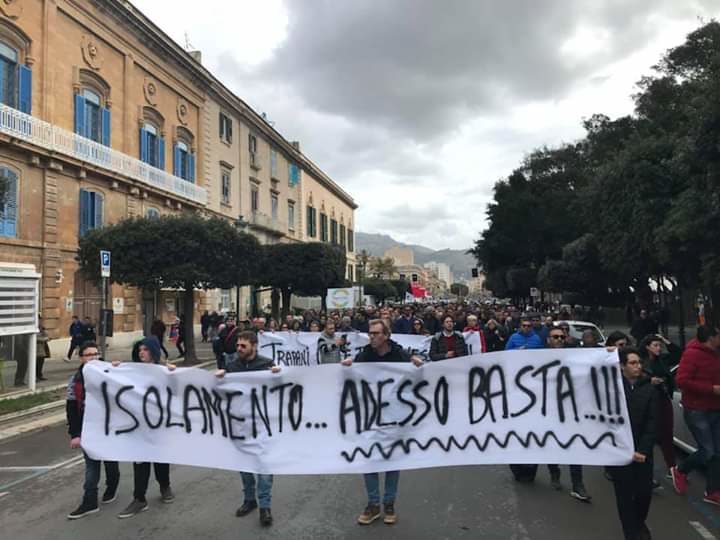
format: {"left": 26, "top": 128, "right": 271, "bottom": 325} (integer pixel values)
{"left": 342, "top": 318, "right": 424, "bottom": 526}
{"left": 215, "top": 330, "right": 282, "bottom": 528}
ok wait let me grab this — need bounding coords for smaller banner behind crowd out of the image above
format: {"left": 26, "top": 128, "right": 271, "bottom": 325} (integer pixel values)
{"left": 257, "top": 331, "right": 483, "bottom": 367}
{"left": 82, "top": 349, "right": 634, "bottom": 475}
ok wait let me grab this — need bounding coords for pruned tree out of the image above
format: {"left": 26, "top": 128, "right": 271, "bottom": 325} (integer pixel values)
{"left": 261, "top": 242, "right": 346, "bottom": 318}
{"left": 362, "top": 279, "right": 398, "bottom": 304}
{"left": 77, "top": 214, "right": 262, "bottom": 363}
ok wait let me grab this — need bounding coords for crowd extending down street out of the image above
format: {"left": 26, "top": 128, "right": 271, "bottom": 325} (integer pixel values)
{"left": 59, "top": 301, "right": 720, "bottom": 540}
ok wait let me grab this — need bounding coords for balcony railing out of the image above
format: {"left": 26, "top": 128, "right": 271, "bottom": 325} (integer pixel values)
{"left": 249, "top": 210, "right": 286, "bottom": 235}
{"left": 0, "top": 104, "right": 207, "bottom": 205}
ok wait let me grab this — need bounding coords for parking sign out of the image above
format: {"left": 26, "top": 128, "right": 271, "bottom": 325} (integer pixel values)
{"left": 100, "top": 250, "right": 111, "bottom": 278}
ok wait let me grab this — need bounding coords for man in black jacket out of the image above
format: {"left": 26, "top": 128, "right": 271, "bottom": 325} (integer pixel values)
{"left": 66, "top": 341, "right": 120, "bottom": 519}
{"left": 607, "top": 347, "right": 658, "bottom": 540}
{"left": 216, "top": 330, "right": 281, "bottom": 527}
{"left": 343, "top": 319, "right": 423, "bottom": 526}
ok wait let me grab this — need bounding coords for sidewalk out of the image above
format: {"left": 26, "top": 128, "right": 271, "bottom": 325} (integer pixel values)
{"left": 1, "top": 337, "right": 216, "bottom": 397}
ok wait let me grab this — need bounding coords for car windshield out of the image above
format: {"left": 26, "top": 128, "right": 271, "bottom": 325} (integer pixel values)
{"left": 572, "top": 324, "right": 604, "bottom": 343}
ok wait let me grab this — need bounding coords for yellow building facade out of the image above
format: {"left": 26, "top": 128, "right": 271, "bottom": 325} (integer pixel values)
{"left": 0, "top": 0, "right": 357, "bottom": 345}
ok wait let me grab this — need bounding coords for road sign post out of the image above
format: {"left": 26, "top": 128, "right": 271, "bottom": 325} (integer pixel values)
{"left": 99, "top": 251, "right": 111, "bottom": 360}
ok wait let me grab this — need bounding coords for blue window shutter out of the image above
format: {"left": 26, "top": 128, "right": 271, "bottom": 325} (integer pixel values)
{"left": 140, "top": 128, "right": 148, "bottom": 163}
{"left": 158, "top": 137, "right": 165, "bottom": 170}
{"left": 101, "top": 107, "right": 111, "bottom": 146}
{"left": 0, "top": 172, "right": 17, "bottom": 237}
{"left": 74, "top": 94, "right": 86, "bottom": 136}
{"left": 173, "top": 144, "right": 181, "bottom": 177}
{"left": 94, "top": 192, "right": 103, "bottom": 228}
{"left": 79, "top": 189, "right": 90, "bottom": 236}
{"left": 18, "top": 65, "right": 31, "bottom": 114}
{"left": 188, "top": 153, "right": 195, "bottom": 182}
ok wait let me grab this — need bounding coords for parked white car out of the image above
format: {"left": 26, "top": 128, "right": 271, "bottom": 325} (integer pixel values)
{"left": 555, "top": 320, "right": 606, "bottom": 346}
{"left": 670, "top": 365, "right": 698, "bottom": 453}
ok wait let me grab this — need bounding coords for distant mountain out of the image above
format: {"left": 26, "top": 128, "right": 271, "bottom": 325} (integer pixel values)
{"left": 355, "top": 232, "right": 477, "bottom": 281}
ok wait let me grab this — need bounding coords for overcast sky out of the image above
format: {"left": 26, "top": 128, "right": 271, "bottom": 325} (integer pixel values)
{"left": 133, "top": 0, "right": 720, "bottom": 250}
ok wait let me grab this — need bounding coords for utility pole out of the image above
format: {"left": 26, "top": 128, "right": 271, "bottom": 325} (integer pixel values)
{"left": 100, "top": 250, "right": 111, "bottom": 360}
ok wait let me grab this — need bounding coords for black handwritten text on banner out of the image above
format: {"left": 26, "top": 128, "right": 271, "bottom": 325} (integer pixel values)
{"left": 258, "top": 331, "right": 483, "bottom": 366}
{"left": 81, "top": 349, "right": 634, "bottom": 475}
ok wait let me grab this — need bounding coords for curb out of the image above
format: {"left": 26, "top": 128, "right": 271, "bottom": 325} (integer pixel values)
{"left": 0, "top": 360, "right": 217, "bottom": 443}
{"left": 0, "top": 383, "right": 67, "bottom": 402}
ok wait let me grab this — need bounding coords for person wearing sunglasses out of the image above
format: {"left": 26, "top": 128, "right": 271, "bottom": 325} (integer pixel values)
{"left": 504, "top": 317, "right": 543, "bottom": 351}
{"left": 546, "top": 327, "right": 592, "bottom": 502}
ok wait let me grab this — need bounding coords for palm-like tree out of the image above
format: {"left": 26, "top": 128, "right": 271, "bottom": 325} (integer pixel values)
{"left": 357, "top": 249, "right": 371, "bottom": 282}
{"left": 370, "top": 257, "right": 397, "bottom": 279}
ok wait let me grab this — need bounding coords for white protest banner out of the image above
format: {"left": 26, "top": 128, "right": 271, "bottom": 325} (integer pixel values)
{"left": 258, "top": 331, "right": 483, "bottom": 366}
{"left": 82, "top": 348, "right": 634, "bottom": 475}
{"left": 326, "top": 288, "right": 355, "bottom": 309}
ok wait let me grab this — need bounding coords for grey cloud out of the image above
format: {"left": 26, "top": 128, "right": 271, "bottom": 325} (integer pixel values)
{"left": 248, "top": 0, "right": 713, "bottom": 142}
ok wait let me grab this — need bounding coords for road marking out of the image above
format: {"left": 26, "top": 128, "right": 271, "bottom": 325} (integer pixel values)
{"left": 0, "top": 491, "right": 9, "bottom": 498}
{"left": 47, "top": 455, "right": 85, "bottom": 470}
{"left": 0, "top": 455, "right": 84, "bottom": 491}
{"left": 61, "top": 458, "right": 84, "bottom": 470}
{"left": 690, "top": 521, "right": 717, "bottom": 540}
{"left": 0, "top": 466, "right": 51, "bottom": 472}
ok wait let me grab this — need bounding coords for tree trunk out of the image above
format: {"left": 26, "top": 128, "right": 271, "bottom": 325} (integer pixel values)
{"left": 182, "top": 285, "right": 198, "bottom": 364}
{"left": 676, "top": 280, "right": 686, "bottom": 349}
{"left": 271, "top": 288, "right": 280, "bottom": 321}
{"left": 281, "top": 288, "right": 292, "bottom": 319}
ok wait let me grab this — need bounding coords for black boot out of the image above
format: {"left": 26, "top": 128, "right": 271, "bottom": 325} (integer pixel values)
{"left": 259, "top": 507, "right": 273, "bottom": 527}
{"left": 235, "top": 500, "right": 257, "bottom": 517}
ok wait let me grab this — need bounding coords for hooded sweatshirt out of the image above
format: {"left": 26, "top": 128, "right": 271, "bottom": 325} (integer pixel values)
{"left": 676, "top": 338, "right": 720, "bottom": 411}
{"left": 317, "top": 331, "right": 343, "bottom": 364}
{"left": 132, "top": 336, "right": 162, "bottom": 363}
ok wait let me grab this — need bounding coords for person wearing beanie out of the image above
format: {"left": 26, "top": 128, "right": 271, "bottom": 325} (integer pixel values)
{"left": 116, "top": 336, "right": 176, "bottom": 518}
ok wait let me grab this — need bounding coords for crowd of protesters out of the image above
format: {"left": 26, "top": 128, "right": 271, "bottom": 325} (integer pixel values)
{"left": 62, "top": 300, "right": 720, "bottom": 540}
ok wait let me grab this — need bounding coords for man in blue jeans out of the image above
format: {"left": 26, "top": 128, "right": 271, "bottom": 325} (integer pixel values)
{"left": 66, "top": 341, "right": 120, "bottom": 519}
{"left": 216, "top": 331, "right": 281, "bottom": 526}
{"left": 342, "top": 319, "right": 424, "bottom": 525}
{"left": 672, "top": 325, "right": 720, "bottom": 505}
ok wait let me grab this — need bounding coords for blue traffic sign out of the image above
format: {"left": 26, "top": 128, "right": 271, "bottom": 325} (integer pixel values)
{"left": 100, "top": 250, "right": 111, "bottom": 277}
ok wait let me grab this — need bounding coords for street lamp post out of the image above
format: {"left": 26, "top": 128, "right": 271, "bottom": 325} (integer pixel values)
{"left": 234, "top": 215, "right": 249, "bottom": 319}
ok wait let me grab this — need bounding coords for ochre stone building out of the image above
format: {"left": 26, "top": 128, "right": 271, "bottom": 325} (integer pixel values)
{"left": 0, "top": 0, "right": 357, "bottom": 347}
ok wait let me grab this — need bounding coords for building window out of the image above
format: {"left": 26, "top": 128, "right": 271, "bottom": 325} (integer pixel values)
{"left": 330, "top": 218, "right": 338, "bottom": 244}
{"left": 173, "top": 140, "right": 195, "bottom": 182}
{"left": 306, "top": 206, "right": 316, "bottom": 238}
{"left": 219, "top": 112, "right": 232, "bottom": 143}
{"left": 251, "top": 185, "right": 259, "bottom": 213}
{"left": 270, "top": 149, "right": 278, "bottom": 179}
{"left": 145, "top": 208, "right": 160, "bottom": 219}
{"left": 288, "top": 163, "right": 300, "bottom": 187}
{"left": 0, "top": 166, "right": 18, "bottom": 237}
{"left": 79, "top": 189, "right": 103, "bottom": 236}
{"left": 221, "top": 169, "right": 231, "bottom": 205}
{"left": 0, "top": 41, "right": 31, "bottom": 114}
{"left": 348, "top": 265, "right": 354, "bottom": 282}
{"left": 249, "top": 134, "right": 260, "bottom": 170}
{"left": 140, "top": 122, "right": 164, "bottom": 169}
{"left": 348, "top": 228, "right": 354, "bottom": 252}
{"left": 74, "top": 88, "right": 110, "bottom": 145}
{"left": 340, "top": 224, "right": 346, "bottom": 247}
{"left": 271, "top": 193, "right": 278, "bottom": 219}
{"left": 320, "top": 212, "right": 328, "bottom": 242}
{"left": 220, "top": 289, "right": 232, "bottom": 311}
{"left": 288, "top": 201, "right": 295, "bottom": 230}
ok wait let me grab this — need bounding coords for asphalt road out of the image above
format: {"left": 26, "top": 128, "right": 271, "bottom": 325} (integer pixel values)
{"left": 1, "top": 425, "right": 718, "bottom": 539}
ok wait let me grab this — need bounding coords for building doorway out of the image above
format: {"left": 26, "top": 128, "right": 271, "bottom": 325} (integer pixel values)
{"left": 73, "top": 270, "right": 103, "bottom": 324}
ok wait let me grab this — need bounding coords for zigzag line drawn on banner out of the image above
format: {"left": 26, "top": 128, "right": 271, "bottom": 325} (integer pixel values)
{"left": 340, "top": 431, "right": 617, "bottom": 462}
